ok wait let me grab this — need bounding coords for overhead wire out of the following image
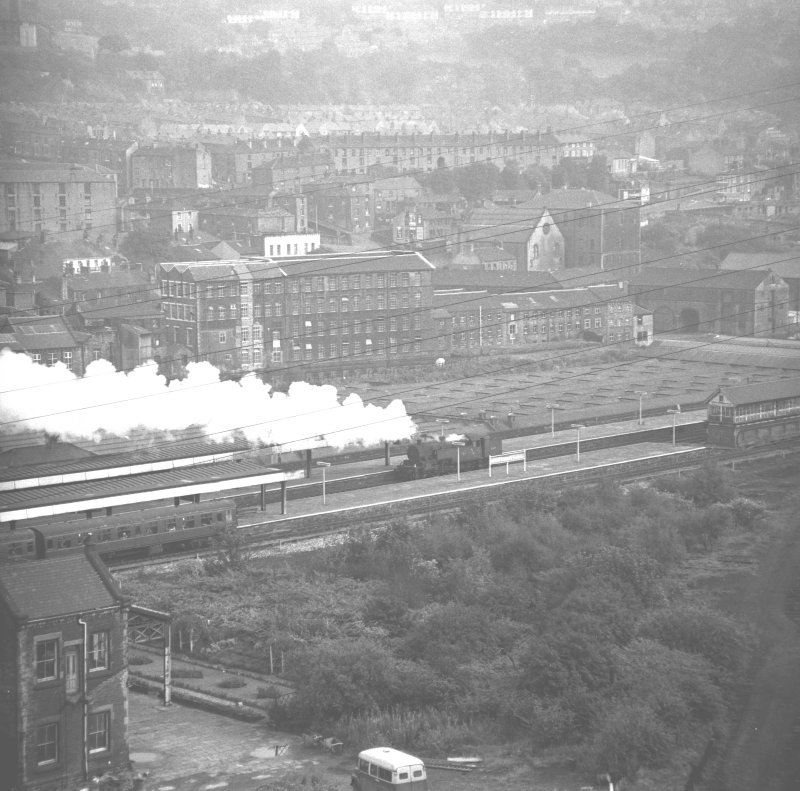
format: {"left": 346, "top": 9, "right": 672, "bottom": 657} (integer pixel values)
{"left": 13, "top": 83, "right": 800, "bottom": 235}
{"left": 2, "top": 253, "right": 797, "bottom": 436}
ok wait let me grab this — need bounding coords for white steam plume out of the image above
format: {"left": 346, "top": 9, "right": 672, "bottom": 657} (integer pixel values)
{"left": 0, "top": 350, "right": 415, "bottom": 449}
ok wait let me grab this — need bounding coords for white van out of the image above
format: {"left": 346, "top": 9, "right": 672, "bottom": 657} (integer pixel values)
{"left": 351, "top": 747, "right": 428, "bottom": 791}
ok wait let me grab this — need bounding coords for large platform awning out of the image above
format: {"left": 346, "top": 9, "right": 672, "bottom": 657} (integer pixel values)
{"left": 0, "top": 461, "right": 304, "bottom": 523}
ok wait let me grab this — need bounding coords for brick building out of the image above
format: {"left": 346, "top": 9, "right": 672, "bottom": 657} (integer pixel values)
{"left": 457, "top": 206, "right": 565, "bottom": 272}
{"left": 130, "top": 144, "right": 212, "bottom": 191}
{"left": 0, "top": 161, "right": 118, "bottom": 242}
{"left": 432, "top": 283, "right": 636, "bottom": 352}
{"left": 251, "top": 154, "right": 332, "bottom": 194}
{"left": 0, "top": 315, "right": 91, "bottom": 374}
{"left": 302, "top": 176, "right": 373, "bottom": 237}
{"left": 157, "top": 250, "right": 436, "bottom": 375}
{"left": 0, "top": 547, "right": 131, "bottom": 791}
{"left": 314, "top": 130, "right": 563, "bottom": 174}
{"left": 628, "top": 267, "right": 790, "bottom": 337}
{"left": 519, "top": 188, "right": 641, "bottom": 270}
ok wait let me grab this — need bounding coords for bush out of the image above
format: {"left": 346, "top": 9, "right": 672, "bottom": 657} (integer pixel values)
{"left": 172, "top": 668, "right": 204, "bottom": 679}
{"left": 218, "top": 677, "right": 247, "bottom": 689}
{"left": 256, "top": 684, "right": 282, "bottom": 699}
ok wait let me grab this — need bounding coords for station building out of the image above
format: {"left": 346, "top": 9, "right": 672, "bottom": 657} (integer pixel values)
{"left": 0, "top": 547, "right": 130, "bottom": 791}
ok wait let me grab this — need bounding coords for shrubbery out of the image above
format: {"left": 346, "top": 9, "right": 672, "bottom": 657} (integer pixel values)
{"left": 127, "top": 464, "right": 758, "bottom": 782}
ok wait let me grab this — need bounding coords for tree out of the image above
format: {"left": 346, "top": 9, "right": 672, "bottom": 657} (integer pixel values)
{"left": 98, "top": 34, "right": 131, "bottom": 53}
{"left": 455, "top": 162, "right": 500, "bottom": 204}
{"left": 119, "top": 227, "right": 171, "bottom": 266}
{"left": 499, "top": 161, "right": 524, "bottom": 190}
{"left": 636, "top": 605, "right": 748, "bottom": 677}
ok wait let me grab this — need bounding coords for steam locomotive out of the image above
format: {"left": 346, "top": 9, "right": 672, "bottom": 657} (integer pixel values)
{"left": 396, "top": 431, "right": 502, "bottom": 479}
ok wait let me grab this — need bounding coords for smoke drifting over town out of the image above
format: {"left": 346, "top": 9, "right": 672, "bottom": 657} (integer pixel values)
{"left": 0, "top": 350, "right": 415, "bottom": 449}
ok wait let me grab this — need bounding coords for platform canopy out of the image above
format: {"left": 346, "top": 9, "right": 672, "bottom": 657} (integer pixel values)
{"left": 0, "top": 461, "right": 303, "bottom": 523}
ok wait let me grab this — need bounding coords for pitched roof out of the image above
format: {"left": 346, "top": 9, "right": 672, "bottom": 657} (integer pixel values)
{"left": 629, "top": 266, "right": 771, "bottom": 290}
{"left": 520, "top": 188, "right": 617, "bottom": 211}
{"left": 433, "top": 269, "right": 557, "bottom": 291}
{"left": 3, "top": 316, "right": 89, "bottom": 350}
{"left": 0, "top": 551, "right": 122, "bottom": 621}
{"left": 721, "top": 252, "right": 800, "bottom": 280}
{"left": 707, "top": 376, "right": 800, "bottom": 406}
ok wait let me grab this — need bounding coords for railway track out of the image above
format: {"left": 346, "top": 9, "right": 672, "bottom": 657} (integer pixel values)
{"left": 111, "top": 444, "right": 714, "bottom": 571}
{"left": 110, "top": 440, "right": 800, "bottom": 572}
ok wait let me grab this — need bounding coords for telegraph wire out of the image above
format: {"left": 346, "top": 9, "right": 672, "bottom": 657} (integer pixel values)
{"left": 9, "top": 157, "right": 798, "bottom": 326}
{"left": 2, "top": 209, "right": 797, "bottom": 396}
{"left": 2, "top": 254, "right": 797, "bottom": 433}
{"left": 12, "top": 85, "right": 800, "bottom": 234}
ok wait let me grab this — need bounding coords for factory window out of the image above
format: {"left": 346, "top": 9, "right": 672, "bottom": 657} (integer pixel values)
{"left": 377, "top": 295, "right": 386, "bottom": 310}
{"left": 595, "top": 318, "right": 602, "bottom": 328}
{"left": 584, "top": 319, "right": 591, "bottom": 329}
{"left": 240, "top": 283, "right": 248, "bottom": 296}
{"left": 240, "top": 304, "right": 249, "bottom": 318}
{"left": 253, "top": 326, "right": 262, "bottom": 341}
{"left": 62, "top": 351, "right": 73, "bottom": 370}
{"left": 219, "top": 332, "right": 226, "bottom": 344}
{"left": 389, "top": 295, "right": 397, "bottom": 309}
{"left": 242, "top": 328, "right": 250, "bottom": 343}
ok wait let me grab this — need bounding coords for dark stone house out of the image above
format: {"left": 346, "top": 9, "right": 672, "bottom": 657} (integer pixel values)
{"left": 0, "top": 547, "right": 131, "bottom": 791}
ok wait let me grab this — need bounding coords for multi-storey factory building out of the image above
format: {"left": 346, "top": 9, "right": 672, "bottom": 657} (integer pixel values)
{"left": 158, "top": 250, "right": 436, "bottom": 375}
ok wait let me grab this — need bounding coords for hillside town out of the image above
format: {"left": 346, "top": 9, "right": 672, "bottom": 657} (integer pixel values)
{"left": 2, "top": 2, "right": 800, "bottom": 791}
{"left": 1, "top": 1, "right": 799, "bottom": 379}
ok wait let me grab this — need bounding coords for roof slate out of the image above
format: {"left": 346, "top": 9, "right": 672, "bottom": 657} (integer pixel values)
{"left": 708, "top": 376, "right": 800, "bottom": 406}
{"left": 0, "top": 552, "right": 119, "bottom": 620}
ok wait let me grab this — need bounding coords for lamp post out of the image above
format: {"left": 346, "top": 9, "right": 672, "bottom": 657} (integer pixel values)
{"left": 435, "top": 418, "right": 449, "bottom": 438}
{"left": 667, "top": 407, "right": 681, "bottom": 447}
{"left": 571, "top": 423, "right": 585, "bottom": 463}
{"left": 316, "top": 461, "right": 331, "bottom": 505}
{"left": 546, "top": 402, "right": 560, "bottom": 437}
{"left": 452, "top": 440, "right": 465, "bottom": 481}
{"left": 634, "top": 390, "right": 648, "bottom": 425}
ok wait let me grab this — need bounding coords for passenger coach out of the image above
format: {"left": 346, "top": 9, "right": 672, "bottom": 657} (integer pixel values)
{"left": 706, "top": 376, "right": 800, "bottom": 448}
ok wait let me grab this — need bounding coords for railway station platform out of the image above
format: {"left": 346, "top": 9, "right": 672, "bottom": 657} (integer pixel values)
{"left": 239, "top": 440, "right": 708, "bottom": 529}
